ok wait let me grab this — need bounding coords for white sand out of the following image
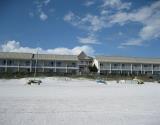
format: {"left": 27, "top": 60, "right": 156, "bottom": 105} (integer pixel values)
{"left": 0, "top": 77, "right": 160, "bottom": 125}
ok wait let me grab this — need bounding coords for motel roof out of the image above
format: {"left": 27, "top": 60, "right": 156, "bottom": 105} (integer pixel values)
{"left": 0, "top": 52, "right": 78, "bottom": 61}
{"left": 95, "top": 56, "right": 160, "bottom": 64}
{"left": 33, "top": 54, "right": 78, "bottom": 61}
{"left": 0, "top": 52, "right": 33, "bottom": 60}
{"left": 78, "top": 51, "right": 93, "bottom": 60}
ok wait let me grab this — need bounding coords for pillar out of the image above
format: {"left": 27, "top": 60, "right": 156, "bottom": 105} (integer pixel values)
{"left": 18, "top": 60, "right": 20, "bottom": 72}
{"left": 141, "top": 64, "right": 143, "bottom": 74}
{"left": 152, "top": 64, "right": 153, "bottom": 75}
{"left": 54, "top": 60, "right": 56, "bottom": 72}
{"left": 30, "top": 60, "right": 32, "bottom": 72}
{"left": 5, "top": 59, "right": 7, "bottom": 72}
{"left": 131, "top": 64, "right": 133, "bottom": 74}
{"left": 110, "top": 63, "right": 112, "bottom": 74}
{"left": 42, "top": 61, "right": 44, "bottom": 72}
{"left": 66, "top": 64, "right": 68, "bottom": 73}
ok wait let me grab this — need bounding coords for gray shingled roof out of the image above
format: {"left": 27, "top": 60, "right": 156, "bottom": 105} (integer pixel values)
{"left": 78, "top": 51, "right": 93, "bottom": 60}
{"left": 0, "top": 52, "right": 33, "bottom": 59}
{"left": 34, "top": 54, "right": 78, "bottom": 61}
{"left": 95, "top": 56, "right": 160, "bottom": 64}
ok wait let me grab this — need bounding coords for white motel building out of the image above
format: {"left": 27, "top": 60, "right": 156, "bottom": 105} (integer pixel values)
{"left": 94, "top": 56, "right": 160, "bottom": 75}
{"left": 0, "top": 51, "right": 160, "bottom": 75}
{"left": 0, "top": 51, "right": 92, "bottom": 74}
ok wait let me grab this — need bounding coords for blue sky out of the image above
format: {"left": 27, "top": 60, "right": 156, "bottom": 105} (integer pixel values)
{"left": 0, "top": 0, "right": 160, "bottom": 57}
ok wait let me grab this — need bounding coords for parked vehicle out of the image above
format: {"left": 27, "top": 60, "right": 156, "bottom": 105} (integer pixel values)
{"left": 133, "top": 77, "right": 144, "bottom": 84}
{"left": 27, "top": 80, "right": 42, "bottom": 85}
{"left": 96, "top": 79, "right": 107, "bottom": 84}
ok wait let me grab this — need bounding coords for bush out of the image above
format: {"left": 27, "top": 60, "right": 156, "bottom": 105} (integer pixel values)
{"left": 88, "top": 64, "right": 98, "bottom": 73}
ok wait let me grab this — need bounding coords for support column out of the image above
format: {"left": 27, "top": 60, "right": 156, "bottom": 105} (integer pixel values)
{"left": 110, "top": 63, "right": 112, "bottom": 74}
{"left": 120, "top": 64, "right": 122, "bottom": 74}
{"left": 42, "top": 61, "right": 44, "bottom": 72}
{"left": 30, "top": 60, "right": 32, "bottom": 72}
{"left": 131, "top": 64, "right": 133, "bottom": 74}
{"left": 152, "top": 64, "right": 154, "bottom": 75}
{"left": 18, "top": 60, "right": 20, "bottom": 72}
{"left": 66, "top": 64, "right": 68, "bottom": 73}
{"left": 5, "top": 59, "right": 7, "bottom": 72}
{"left": 141, "top": 64, "right": 143, "bottom": 74}
{"left": 54, "top": 60, "right": 56, "bottom": 72}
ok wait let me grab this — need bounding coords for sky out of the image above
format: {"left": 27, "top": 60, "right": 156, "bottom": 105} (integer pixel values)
{"left": 0, "top": 0, "right": 160, "bottom": 57}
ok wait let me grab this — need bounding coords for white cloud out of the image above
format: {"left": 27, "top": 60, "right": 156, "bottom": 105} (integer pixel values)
{"left": 40, "top": 12, "right": 48, "bottom": 21}
{"left": 64, "top": 0, "right": 160, "bottom": 48}
{"left": 101, "top": 0, "right": 131, "bottom": 10}
{"left": 119, "top": 39, "right": 143, "bottom": 47}
{"left": 0, "top": 40, "right": 95, "bottom": 56}
{"left": 64, "top": 0, "right": 131, "bottom": 33}
{"left": 64, "top": 11, "right": 75, "bottom": 21}
{"left": 33, "top": 0, "right": 51, "bottom": 21}
{"left": 64, "top": 12, "right": 107, "bottom": 32}
{"left": 78, "top": 34, "right": 100, "bottom": 44}
{"left": 110, "top": 1, "right": 160, "bottom": 47}
{"left": 81, "top": 14, "right": 106, "bottom": 32}
{"left": 44, "top": 0, "right": 50, "bottom": 6}
{"left": 84, "top": 1, "right": 95, "bottom": 7}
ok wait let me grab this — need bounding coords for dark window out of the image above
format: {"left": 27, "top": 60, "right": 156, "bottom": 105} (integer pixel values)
{"left": 26, "top": 61, "right": 30, "bottom": 65}
{"left": 57, "top": 62, "right": 61, "bottom": 66}
{"left": 27, "top": 69, "right": 30, "bottom": 72}
{"left": 8, "top": 60, "right": 12, "bottom": 65}
{"left": 114, "top": 64, "right": 118, "bottom": 67}
{"left": 3, "top": 60, "right": 6, "bottom": 65}
{"left": 100, "top": 63, "right": 103, "bottom": 66}
{"left": 72, "top": 63, "right": 76, "bottom": 67}
{"left": 51, "top": 61, "right": 54, "bottom": 66}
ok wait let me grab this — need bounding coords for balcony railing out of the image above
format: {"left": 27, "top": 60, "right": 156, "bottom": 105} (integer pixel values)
{"left": 78, "top": 62, "right": 89, "bottom": 65}
{"left": 153, "top": 67, "right": 160, "bottom": 71}
{"left": 132, "top": 67, "right": 141, "bottom": 71}
{"left": 143, "top": 67, "right": 152, "bottom": 71}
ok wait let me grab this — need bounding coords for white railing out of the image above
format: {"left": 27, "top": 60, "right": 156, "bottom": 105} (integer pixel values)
{"left": 100, "top": 66, "right": 110, "bottom": 70}
{"left": 143, "top": 67, "right": 152, "bottom": 71}
{"left": 122, "top": 66, "right": 131, "bottom": 70}
{"left": 153, "top": 67, "right": 160, "bottom": 71}
{"left": 111, "top": 66, "right": 121, "bottom": 70}
{"left": 132, "top": 67, "right": 141, "bottom": 71}
{"left": 78, "top": 62, "right": 89, "bottom": 65}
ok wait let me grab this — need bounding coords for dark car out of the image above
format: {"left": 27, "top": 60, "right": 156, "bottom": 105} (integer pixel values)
{"left": 27, "top": 80, "right": 42, "bottom": 85}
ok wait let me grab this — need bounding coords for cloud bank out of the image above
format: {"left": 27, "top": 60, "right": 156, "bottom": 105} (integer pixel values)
{"left": 0, "top": 40, "right": 95, "bottom": 56}
{"left": 64, "top": 0, "right": 160, "bottom": 48}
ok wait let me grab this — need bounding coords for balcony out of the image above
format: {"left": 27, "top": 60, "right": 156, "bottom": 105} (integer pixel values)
{"left": 132, "top": 67, "right": 141, "bottom": 71}
{"left": 78, "top": 62, "right": 89, "bottom": 65}
{"left": 153, "top": 67, "right": 160, "bottom": 71}
{"left": 111, "top": 66, "right": 121, "bottom": 70}
{"left": 143, "top": 67, "right": 152, "bottom": 71}
{"left": 122, "top": 66, "right": 131, "bottom": 70}
{"left": 100, "top": 66, "right": 110, "bottom": 70}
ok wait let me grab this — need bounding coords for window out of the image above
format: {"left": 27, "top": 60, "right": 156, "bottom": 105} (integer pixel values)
{"left": 8, "top": 60, "right": 12, "bottom": 65}
{"left": 57, "top": 62, "right": 61, "bottom": 66}
{"left": 100, "top": 63, "right": 103, "bottom": 66}
{"left": 72, "top": 63, "right": 76, "bottom": 67}
{"left": 114, "top": 64, "right": 118, "bottom": 67}
{"left": 51, "top": 61, "right": 54, "bottom": 66}
{"left": 3, "top": 60, "right": 6, "bottom": 65}
{"left": 25, "top": 61, "right": 30, "bottom": 65}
